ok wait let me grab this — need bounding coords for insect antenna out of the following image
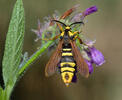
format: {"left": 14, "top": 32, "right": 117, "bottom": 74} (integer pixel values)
{"left": 52, "top": 20, "right": 67, "bottom": 27}
{"left": 69, "top": 21, "right": 84, "bottom": 27}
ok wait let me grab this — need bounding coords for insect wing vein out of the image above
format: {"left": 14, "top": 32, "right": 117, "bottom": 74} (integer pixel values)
{"left": 70, "top": 40, "right": 89, "bottom": 78}
{"left": 45, "top": 39, "right": 63, "bottom": 76}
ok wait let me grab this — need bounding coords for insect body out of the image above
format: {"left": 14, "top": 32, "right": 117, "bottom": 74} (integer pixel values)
{"left": 60, "top": 27, "right": 77, "bottom": 85}
{"left": 45, "top": 20, "right": 89, "bottom": 86}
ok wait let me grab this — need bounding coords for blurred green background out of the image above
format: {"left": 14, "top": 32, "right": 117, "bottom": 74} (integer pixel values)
{"left": 0, "top": 0, "right": 122, "bottom": 100}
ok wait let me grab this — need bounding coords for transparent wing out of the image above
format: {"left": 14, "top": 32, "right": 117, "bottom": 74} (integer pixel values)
{"left": 45, "top": 39, "right": 63, "bottom": 76}
{"left": 70, "top": 40, "right": 89, "bottom": 78}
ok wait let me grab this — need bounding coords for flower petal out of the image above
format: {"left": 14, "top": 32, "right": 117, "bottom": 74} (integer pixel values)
{"left": 85, "top": 60, "right": 93, "bottom": 74}
{"left": 89, "top": 47, "right": 105, "bottom": 66}
{"left": 83, "top": 6, "right": 98, "bottom": 17}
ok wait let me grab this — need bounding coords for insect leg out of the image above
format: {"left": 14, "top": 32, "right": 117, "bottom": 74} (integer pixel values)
{"left": 42, "top": 34, "right": 61, "bottom": 41}
{"left": 72, "top": 31, "right": 85, "bottom": 45}
{"left": 77, "top": 37, "right": 83, "bottom": 44}
{"left": 57, "top": 23, "right": 64, "bottom": 33}
{"left": 70, "top": 31, "right": 79, "bottom": 40}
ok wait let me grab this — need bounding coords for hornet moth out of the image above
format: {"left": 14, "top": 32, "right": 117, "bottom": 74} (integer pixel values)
{"left": 45, "top": 20, "right": 89, "bottom": 86}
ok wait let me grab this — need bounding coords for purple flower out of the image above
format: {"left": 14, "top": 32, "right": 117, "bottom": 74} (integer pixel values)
{"left": 71, "top": 6, "right": 98, "bottom": 22}
{"left": 89, "top": 47, "right": 105, "bottom": 66}
{"left": 85, "top": 59, "right": 93, "bottom": 74}
{"left": 83, "top": 6, "right": 98, "bottom": 17}
{"left": 32, "top": 19, "right": 50, "bottom": 41}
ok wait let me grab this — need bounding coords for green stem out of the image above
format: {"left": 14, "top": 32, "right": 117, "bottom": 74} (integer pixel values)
{"left": 18, "top": 40, "right": 54, "bottom": 76}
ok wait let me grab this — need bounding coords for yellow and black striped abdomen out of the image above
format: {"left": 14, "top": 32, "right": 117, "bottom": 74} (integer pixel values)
{"left": 59, "top": 43, "right": 77, "bottom": 85}
{"left": 60, "top": 48, "right": 76, "bottom": 72}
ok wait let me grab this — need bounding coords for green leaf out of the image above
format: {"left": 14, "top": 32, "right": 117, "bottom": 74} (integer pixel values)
{"left": 2, "top": 0, "right": 25, "bottom": 97}
{"left": 0, "top": 86, "right": 3, "bottom": 100}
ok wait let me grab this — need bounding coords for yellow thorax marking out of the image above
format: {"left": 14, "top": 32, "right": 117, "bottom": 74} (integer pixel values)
{"left": 63, "top": 48, "right": 72, "bottom": 51}
{"left": 62, "top": 53, "right": 73, "bottom": 56}
{"left": 60, "top": 62, "right": 75, "bottom": 67}
{"left": 60, "top": 32, "right": 64, "bottom": 37}
{"left": 68, "top": 31, "right": 74, "bottom": 37}
{"left": 68, "top": 31, "right": 79, "bottom": 39}
{"left": 65, "top": 26, "right": 70, "bottom": 30}
{"left": 61, "top": 67, "right": 75, "bottom": 72}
